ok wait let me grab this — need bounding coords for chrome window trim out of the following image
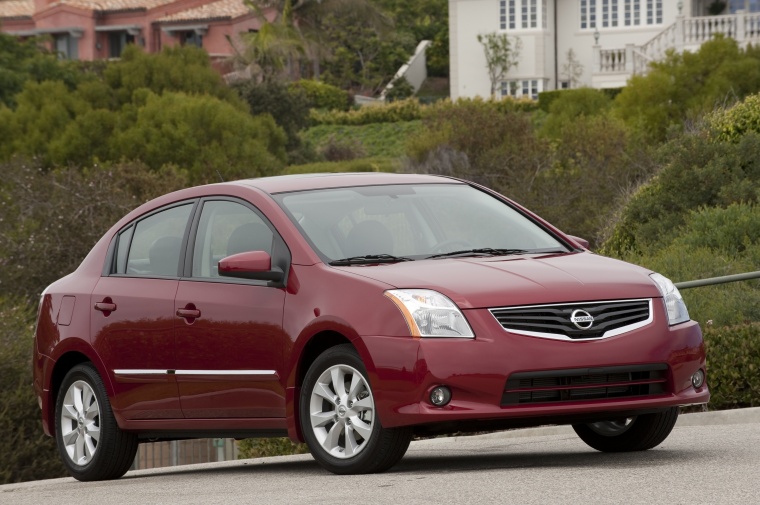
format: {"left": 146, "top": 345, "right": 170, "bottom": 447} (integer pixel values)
{"left": 488, "top": 298, "right": 653, "bottom": 341}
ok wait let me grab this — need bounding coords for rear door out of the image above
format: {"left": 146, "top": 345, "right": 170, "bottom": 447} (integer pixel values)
{"left": 91, "top": 202, "right": 194, "bottom": 420}
{"left": 174, "top": 198, "right": 288, "bottom": 418}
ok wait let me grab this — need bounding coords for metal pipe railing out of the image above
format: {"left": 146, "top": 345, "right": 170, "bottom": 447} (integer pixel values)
{"left": 675, "top": 271, "right": 760, "bottom": 290}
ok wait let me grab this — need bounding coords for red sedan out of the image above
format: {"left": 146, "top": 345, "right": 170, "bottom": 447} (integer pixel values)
{"left": 33, "top": 173, "right": 709, "bottom": 480}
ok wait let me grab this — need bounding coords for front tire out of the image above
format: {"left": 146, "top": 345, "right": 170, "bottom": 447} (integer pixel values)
{"left": 55, "top": 363, "right": 138, "bottom": 481}
{"left": 300, "top": 344, "right": 412, "bottom": 474}
{"left": 572, "top": 407, "right": 679, "bottom": 452}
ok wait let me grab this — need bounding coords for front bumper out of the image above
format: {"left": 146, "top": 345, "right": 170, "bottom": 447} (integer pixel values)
{"left": 361, "top": 303, "right": 709, "bottom": 430}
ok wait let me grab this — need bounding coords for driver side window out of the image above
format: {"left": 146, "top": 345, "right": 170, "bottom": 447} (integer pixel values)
{"left": 192, "top": 200, "right": 273, "bottom": 279}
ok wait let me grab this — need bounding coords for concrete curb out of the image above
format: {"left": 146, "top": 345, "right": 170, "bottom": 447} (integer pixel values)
{"left": 412, "top": 406, "right": 760, "bottom": 445}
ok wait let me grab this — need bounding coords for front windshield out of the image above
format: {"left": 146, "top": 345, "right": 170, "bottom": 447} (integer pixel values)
{"left": 274, "top": 183, "right": 568, "bottom": 262}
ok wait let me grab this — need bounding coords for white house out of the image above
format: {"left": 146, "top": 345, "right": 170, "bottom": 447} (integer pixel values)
{"left": 450, "top": 0, "right": 760, "bottom": 99}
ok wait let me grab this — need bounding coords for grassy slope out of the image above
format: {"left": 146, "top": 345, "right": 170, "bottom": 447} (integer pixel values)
{"left": 301, "top": 120, "right": 422, "bottom": 158}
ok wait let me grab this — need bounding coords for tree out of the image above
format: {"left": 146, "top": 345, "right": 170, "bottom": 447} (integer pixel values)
{"left": 239, "top": 0, "right": 392, "bottom": 83}
{"left": 477, "top": 32, "right": 522, "bottom": 98}
{"left": 0, "top": 32, "right": 81, "bottom": 108}
{"left": 613, "top": 36, "right": 760, "bottom": 142}
{"left": 561, "top": 48, "right": 584, "bottom": 89}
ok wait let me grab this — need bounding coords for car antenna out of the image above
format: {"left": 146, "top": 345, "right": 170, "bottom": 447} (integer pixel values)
{"left": 216, "top": 170, "right": 225, "bottom": 183}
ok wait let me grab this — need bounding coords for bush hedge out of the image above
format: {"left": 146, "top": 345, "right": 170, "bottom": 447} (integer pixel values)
{"left": 284, "top": 157, "right": 397, "bottom": 174}
{"left": 290, "top": 79, "right": 351, "bottom": 111}
{"left": 0, "top": 298, "right": 66, "bottom": 484}
{"left": 704, "top": 323, "right": 760, "bottom": 410}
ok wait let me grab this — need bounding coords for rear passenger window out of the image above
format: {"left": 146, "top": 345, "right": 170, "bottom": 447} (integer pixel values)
{"left": 126, "top": 204, "right": 193, "bottom": 277}
{"left": 114, "top": 226, "right": 134, "bottom": 274}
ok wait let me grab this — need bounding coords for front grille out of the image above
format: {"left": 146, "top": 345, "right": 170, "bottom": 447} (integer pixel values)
{"left": 489, "top": 299, "right": 651, "bottom": 340}
{"left": 501, "top": 364, "right": 669, "bottom": 406}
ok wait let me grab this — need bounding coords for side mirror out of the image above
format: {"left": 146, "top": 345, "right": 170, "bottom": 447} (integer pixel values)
{"left": 218, "top": 251, "right": 283, "bottom": 282}
{"left": 568, "top": 235, "right": 590, "bottom": 249}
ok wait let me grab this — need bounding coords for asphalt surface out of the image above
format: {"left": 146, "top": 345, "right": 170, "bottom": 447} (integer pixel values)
{"left": 3, "top": 407, "right": 760, "bottom": 505}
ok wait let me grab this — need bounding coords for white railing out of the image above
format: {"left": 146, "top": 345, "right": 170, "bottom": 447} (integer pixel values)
{"left": 682, "top": 15, "right": 737, "bottom": 43}
{"left": 595, "top": 12, "right": 760, "bottom": 81}
{"left": 599, "top": 48, "right": 627, "bottom": 73}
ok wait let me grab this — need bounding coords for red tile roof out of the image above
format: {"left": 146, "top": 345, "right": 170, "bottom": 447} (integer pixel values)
{"left": 158, "top": 0, "right": 250, "bottom": 22}
{"left": 0, "top": 0, "right": 35, "bottom": 19}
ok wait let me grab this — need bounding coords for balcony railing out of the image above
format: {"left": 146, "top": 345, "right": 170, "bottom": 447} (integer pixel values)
{"left": 593, "top": 12, "right": 760, "bottom": 85}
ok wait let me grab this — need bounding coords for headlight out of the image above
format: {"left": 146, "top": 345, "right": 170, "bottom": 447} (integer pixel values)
{"left": 650, "top": 273, "right": 690, "bottom": 325}
{"left": 384, "top": 289, "right": 474, "bottom": 338}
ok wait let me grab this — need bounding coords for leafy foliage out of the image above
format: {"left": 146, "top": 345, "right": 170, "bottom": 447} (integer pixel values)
{"left": 303, "top": 121, "right": 422, "bottom": 157}
{"left": 104, "top": 45, "right": 238, "bottom": 105}
{"left": 0, "top": 33, "right": 82, "bottom": 108}
{"left": 237, "top": 437, "right": 309, "bottom": 459}
{"left": 704, "top": 323, "right": 760, "bottom": 410}
{"left": 0, "top": 299, "right": 66, "bottom": 484}
{"left": 0, "top": 160, "right": 189, "bottom": 301}
{"left": 708, "top": 92, "right": 760, "bottom": 142}
{"left": 613, "top": 36, "right": 760, "bottom": 142}
{"left": 311, "top": 98, "right": 423, "bottom": 125}
{"left": 284, "top": 156, "right": 397, "bottom": 174}
{"left": 385, "top": 76, "right": 415, "bottom": 102}
{"left": 233, "top": 79, "right": 312, "bottom": 155}
{"left": 602, "top": 131, "right": 760, "bottom": 256}
{"left": 540, "top": 88, "right": 612, "bottom": 139}
{"left": 290, "top": 79, "right": 351, "bottom": 110}
{"left": 477, "top": 32, "right": 522, "bottom": 97}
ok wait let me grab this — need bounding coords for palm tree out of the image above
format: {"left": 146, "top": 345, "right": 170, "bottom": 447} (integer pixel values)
{"left": 237, "top": 0, "right": 392, "bottom": 81}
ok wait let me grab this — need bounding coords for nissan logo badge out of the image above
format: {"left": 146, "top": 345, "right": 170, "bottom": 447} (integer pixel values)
{"left": 570, "top": 309, "right": 594, "bottom": 330}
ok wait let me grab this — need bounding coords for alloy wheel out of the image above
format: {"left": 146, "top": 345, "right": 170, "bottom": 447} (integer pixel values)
{"left": 588, "top": 417, "right": 635, "bottom": 437}
{"left": 60, "top": 380, "right": 101, "bottom": 466}
{"left": 309, "top": 364, "right": 374, "bottom": 459}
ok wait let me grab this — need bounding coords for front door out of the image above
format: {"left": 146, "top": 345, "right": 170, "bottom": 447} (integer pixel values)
{"left": 175, "top": 199, "right": 287, "bottom": 418}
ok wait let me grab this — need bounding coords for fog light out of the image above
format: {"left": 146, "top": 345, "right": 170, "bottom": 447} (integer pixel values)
{"left": 430, "top": 386, "right": 451, "bottom": 406}
{"left": 691, "top": 369, "right": 705, "bottom": 389}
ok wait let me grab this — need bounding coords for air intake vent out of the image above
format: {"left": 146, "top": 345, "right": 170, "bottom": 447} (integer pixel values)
{"left": 502, "top": 364, "right": 669, "bottom": 406}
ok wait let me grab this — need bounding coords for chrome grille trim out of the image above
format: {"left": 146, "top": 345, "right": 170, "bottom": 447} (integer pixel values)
{"left": 489, "top": 299, "right": 653, "bottom": 341}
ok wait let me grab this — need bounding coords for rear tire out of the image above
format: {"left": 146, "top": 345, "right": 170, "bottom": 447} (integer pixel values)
{"left": 300, "top": 344, "right": 412, "bottom": 474}
{"left": 572, "top": 407, "right": 679, "bottom": 452}
{"left": 55, "top": 363, "right": 138, "bottom": 481}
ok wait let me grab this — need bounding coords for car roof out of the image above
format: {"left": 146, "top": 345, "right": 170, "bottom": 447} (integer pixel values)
{"left": 232, "top": 172, "right": 464, "bottom": 194}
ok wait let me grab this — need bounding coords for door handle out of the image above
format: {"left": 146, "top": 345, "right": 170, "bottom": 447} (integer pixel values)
{"left": 176, "top": 308, "right": 201, "bottom": 319}
{"left": 94, "top": 299, "right": 117, "bottom": 314}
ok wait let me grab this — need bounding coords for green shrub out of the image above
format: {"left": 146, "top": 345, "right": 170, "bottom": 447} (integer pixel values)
{"left": 602, "top": 131, "right": 760, "bottom": 256}
{"left": 537, "top": 90, "right": 563, "bottom": 112}
{"left": 111, "top": 91, "right": 286, "bottom": 183}
{"left": 0, "top": 298, "right": 66, "bottom": 483}
{"left": 302, "top": 121, "right": 422, "bottom": 158}
{"left": 232, "top": 80, "right": 311, "bottom": 154}
{"left": 317, "top": 135, "right": 367, "bottom": 161}
{"left": 290, "top": 79, "right": 351, "bottom": 111}
{"left": 311, "top": 98, "right": 423, "bottom": 125}
{"left": 708, "top": 92, "right": 760, "bottom": 142}
{"left": 385, "top": 76, "right": 415, "bottom": 102}
{"left": 704, "top": 323, "right": 760, "bottom": 410}
{"left": 284, "top": 157, "right": 398, "bottom": 174}
{"left": 540, "top": 87, "right": 612, "bottom": 139}
{"left": 0, "top": 160, "right": 189, "bottom": 301}
{"left": 237, "top": 438, "right": 309, "bottom": 459}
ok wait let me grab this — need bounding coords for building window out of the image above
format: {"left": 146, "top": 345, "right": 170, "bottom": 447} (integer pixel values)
{"left": 730, "top": 0, "right": 760, "bottom": 12}
{"left": 108, "top": 31, "right": 135, "bottom": 58}
{"left": 182, "top": 31, "right": 203, "bottom": 48}
{"left": 501, "top": 0, "right": 546, "bottom": 30}
{"left": 585, "top": 0, "right": 659, "bottom": 29}
{"left": 54, "top": 34, "right": 78, "bottom": 60}
{"left": 501, "top": 78, "right": 546, "bottom": 100}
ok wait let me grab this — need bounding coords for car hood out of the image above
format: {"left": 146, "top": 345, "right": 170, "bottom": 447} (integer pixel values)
{"left": 338, "top": 252, "right": 661, "bottom": 309}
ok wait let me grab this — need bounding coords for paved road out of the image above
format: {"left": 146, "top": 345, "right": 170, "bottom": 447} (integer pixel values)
{"left": 4, "top": 409, "right": 759, "bottom": 505}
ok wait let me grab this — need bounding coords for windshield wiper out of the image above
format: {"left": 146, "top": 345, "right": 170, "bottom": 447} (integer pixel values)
{"left": 329, "top": 254, "right": 415, "bottom": 266}
{"left": 427, "top": 248, "right": 529, "bottom": 259}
